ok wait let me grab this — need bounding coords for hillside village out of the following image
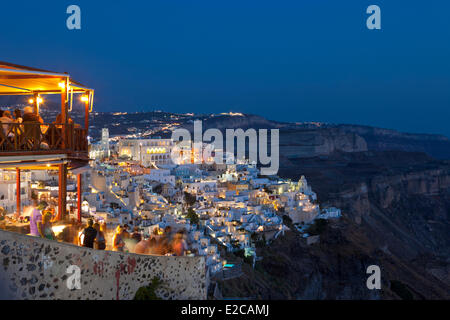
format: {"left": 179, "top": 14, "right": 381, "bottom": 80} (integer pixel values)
{"left": 92, "top": 129, "right": 340, "bottom": 274}
{"left": 0, "top": 127, "right": 341, "bottom": 279}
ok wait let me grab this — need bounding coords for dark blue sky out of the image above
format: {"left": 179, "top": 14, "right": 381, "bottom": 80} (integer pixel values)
{"left": 1, "top": 1, "right": 449, "bottom": 136}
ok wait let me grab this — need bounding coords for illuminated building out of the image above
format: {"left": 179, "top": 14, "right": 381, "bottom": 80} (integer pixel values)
{"left": 89, "top": 128, "right": 111, "bottom": 160}
{"left": 118, "top": 138, "right": 173, "bottom": 167}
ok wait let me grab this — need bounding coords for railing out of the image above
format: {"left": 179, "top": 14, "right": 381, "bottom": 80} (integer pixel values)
{"left": 0, "top": 122, "right": 88, "bottom": 154}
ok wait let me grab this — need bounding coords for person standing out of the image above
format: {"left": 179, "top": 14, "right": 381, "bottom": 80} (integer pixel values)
{"left": 134, "top": 237, "right": 151, "bottom": 255}
{"left": 29, "top": 199, "right": 42, "bottom": 237}
{"left": 37, "top": 212, "right": 56, "bottom": 240}
{"left": 171, "top": 232, "right": 188, "bottom": 256}
{"left": 127, "top": 226, "right": 141, "bottom": 252}
{"left": 79, "top": 218, "right": 97, "bottom": 249}
{"left": 112, "top": 225, "right": 126, "bottom": 252}
{"left": 131, "top": 226, "right": 142, "bottom": 243}
{"left": 93, "top": 222, "right": 106, "bottom": 250}
{"left": 122, "top": 224, "right": 130, "bottom": 239}
{"left": 157, "top": 226, "right": 173, "bottom": 255}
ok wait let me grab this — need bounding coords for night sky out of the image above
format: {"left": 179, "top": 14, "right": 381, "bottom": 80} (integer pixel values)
{"left": 1, "top": 1, "right": 449, "bottom": 136}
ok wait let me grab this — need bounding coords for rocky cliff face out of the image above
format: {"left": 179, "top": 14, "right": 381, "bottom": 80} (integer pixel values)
{"left": 279, "top": 128, "right": 368, "bottom": 159}
{"left": 277, "top": 123, "right": 450, "bottom": 160}
{"left": 306, "top": 155, "right": 450, "bottom": 257}
{"left": 220, "top": 151, "right": 450, "bottom": 300}
{"left": 336, "top": 124, "right": 450, "bottom": 160}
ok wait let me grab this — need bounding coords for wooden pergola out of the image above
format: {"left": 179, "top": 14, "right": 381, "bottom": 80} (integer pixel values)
{"left": 0, "top": 61, "right": 94, "bottom": 222}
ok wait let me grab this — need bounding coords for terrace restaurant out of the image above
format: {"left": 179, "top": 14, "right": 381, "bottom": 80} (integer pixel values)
{"left": 0, "top": 61, "right": 93, "bottom": 225}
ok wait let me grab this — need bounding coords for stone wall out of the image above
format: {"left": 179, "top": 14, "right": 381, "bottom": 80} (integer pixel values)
{"left": 0, "top": 230, "right": 207, "bottom": 300}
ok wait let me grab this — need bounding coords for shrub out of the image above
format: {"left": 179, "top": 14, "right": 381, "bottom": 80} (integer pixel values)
{"left": 134, "top": 277, "right": 163, "bottom": 300}
{"left": 186, "top": 207, "right": 199, "bottom": 225}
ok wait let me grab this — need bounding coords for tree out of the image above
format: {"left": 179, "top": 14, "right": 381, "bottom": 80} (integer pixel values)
{"left": 184, "top": 192, "right": 196, "bottom": 206}
{"left": 185, "top": 207, "right": 199, "bottom": 225}
{"left": 153, "top": 184, "right": 163, "bottom": 194}
{"left": 134, "top": 277, "right": 163, "bottom": 300}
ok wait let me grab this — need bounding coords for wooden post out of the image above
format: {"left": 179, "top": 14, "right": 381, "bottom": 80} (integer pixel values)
{"left": 16, "top": 168, "right": 20, "bottom": 218}
{"left": 77, "top": 173, "right": 82, "bottom": 223}
{"left": 61, "top": 80, "right": 67, "bottom": 149}
{"left": 58, "top": 163, "right": 67, "bottom": 221}
{"left": 33, "top": 93, "right": 38, "bottom": 114}
{"left": 84, "top": 96, "right": 89, "bottom": 131}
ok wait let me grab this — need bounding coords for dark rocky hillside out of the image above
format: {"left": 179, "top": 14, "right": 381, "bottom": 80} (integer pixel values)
{"left": 218, "top": 151, "right": 450, "bottom": 299}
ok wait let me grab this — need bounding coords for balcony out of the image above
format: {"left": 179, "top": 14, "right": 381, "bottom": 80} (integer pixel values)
{"left": 0, "top": 61, "right": 93, "bottom": 163}
{"left": 0, "top": 123, "right": 87, "bottom": 155}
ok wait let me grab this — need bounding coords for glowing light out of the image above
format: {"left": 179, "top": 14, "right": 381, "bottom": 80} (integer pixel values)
{"left": 37, "top": 97, "right": 43, "bottom": 104}
{"left": 82, "top": 201, "right": 89, "bottom": 213}
{"left": 81, "top": 95, "right": 89, "bottom": 102}
{"left": 146, "top": 147, "right": 166, "bottom": 154}
{"left": 28, "top": 98, "right": 34, "bottom": 104}
{"left": 52, "top": 225, "right": 67, "bottom": 236}
{"left": 58, "top": 82, "right": 65, "bottom": 89}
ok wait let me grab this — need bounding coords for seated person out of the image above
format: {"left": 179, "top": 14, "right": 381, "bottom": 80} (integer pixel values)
{"left": 54, "top": 114, "right": 80, "bottom": 128}
{"left": 13, "top": 109, "right": 23, "bottom": 123}
{"left": 22, "top": 106, "right": 43, "bottom": 123}
{"left": 21, "top": 106, "right": 47, "bottom": 149}
{"left": 0, "top": 110, "right": 15, "bottom": 137}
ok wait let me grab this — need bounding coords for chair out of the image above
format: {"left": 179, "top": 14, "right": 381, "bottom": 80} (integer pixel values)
{"left": 45, "top": 125, "right": 63, "bottom": 150}
{"left": 20, "top": 122, "right": 42, "bottom": 150}
{"left": 0, "top": 122, "right": 16, "bottom": 151}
